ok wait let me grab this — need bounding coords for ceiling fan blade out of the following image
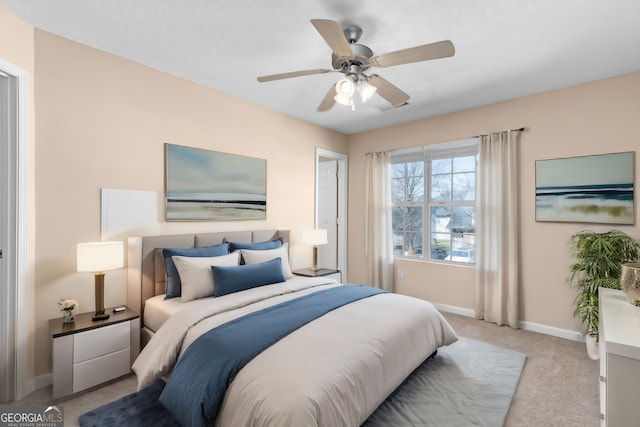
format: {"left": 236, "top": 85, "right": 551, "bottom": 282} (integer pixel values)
{"left": 317, "top": 84, "right": 337, "bottom": 112}
{"left": 311, "top": 19, "right": 354, "bottom": 60}
{"left": 367, "top": 74, "right": 410, "bottom": 107}
{"left": 371, "top": 40, "right": 455, "bottom": 68}
{"left": 257, "top": 68, "right": 333, "bottom": 82}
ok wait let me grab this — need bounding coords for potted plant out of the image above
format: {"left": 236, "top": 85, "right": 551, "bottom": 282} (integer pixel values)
{"left": 568, "top": 230, "right": 640, "bottom": 358}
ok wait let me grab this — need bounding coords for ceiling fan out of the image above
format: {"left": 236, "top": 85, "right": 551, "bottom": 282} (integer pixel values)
{"left": 257, "top": 19, "right": 455, "bottom": 112}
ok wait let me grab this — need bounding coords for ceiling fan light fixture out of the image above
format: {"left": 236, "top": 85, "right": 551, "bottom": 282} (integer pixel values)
{"left": 334, "top": 77, "right": 356, "bottom": 106}
{"left": 356, "top": 80, "right": 377, "bottom": 103}
{"left": 335, "top": 78, "right": 355, "bottom": 97}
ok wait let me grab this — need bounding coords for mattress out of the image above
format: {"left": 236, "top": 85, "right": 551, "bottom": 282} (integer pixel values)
{"left": 142, "top": 276, "right": 339, "bottom": 333}
{"left": 143, "top": 294, "right": 186, "bottom": 333}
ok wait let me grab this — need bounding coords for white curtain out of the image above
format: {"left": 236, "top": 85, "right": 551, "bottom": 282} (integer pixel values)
{"left": 365, "top": 151, "right": 394, "bottom": 291}
{"left": 475, "top": 130, "right": 521, "bottom": 328}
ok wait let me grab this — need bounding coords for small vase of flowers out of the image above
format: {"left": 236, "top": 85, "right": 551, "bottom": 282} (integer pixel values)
{"left": 59, "top": 298, "right": 79, "bottom": 324}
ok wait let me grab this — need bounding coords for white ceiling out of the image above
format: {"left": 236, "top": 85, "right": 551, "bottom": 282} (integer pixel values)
{"left": 2, "top": 0, "right": 640, "bottom": 134}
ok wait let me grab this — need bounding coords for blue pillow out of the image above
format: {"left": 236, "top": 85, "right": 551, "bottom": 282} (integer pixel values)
{"left": 227, "top": 238, "right": 283, "bottom": 252}
{"left": 212, "top": 257, "right": 285, "bottom": 297}
{"left": 163, "top": 243, "right": 229, "bottom": 299}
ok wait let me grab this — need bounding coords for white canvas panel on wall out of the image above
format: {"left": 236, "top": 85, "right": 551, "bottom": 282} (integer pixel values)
{"left": 101, "top": 189, "right": 157, "bottom": 240}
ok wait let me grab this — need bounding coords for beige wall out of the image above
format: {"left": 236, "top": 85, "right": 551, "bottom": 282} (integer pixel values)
{"left": 347, "top": 71, "right": 640, "bottom": 335}
{"left": 0, "top": 6, "right": 37, "bottom": 384}
{"left": 0, "top": 7, "right": 34, "bottom": 67}
{"left": 28, "top": 30, "right": 346, "bottom": 379}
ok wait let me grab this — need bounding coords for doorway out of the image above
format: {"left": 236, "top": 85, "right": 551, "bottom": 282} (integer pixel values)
{"left": 315, "top": 148, "right": 348, "bottom": 280}
{"left": 0, "top": 58, "right": 29, "bottom": 402}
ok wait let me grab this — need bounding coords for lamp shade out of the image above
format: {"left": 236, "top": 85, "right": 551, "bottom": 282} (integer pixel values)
{"left": 334, "top": 78, "right": 355, "bottom": 106}
{"left": 357, "top": 80, "right": 377, "bottom": 102}
{"left": 77, "top": 241, "right": 124, "bottom": 272}
{"left": 335, "top": 78, "right": 355, "bottom": 97}
{"left": 302, "top": 229, "right": 328, "bottom": 246}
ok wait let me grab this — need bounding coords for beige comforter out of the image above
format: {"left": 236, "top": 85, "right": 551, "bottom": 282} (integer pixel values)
{"left": 132, "top": 278, "right": 458, "bottom": 427}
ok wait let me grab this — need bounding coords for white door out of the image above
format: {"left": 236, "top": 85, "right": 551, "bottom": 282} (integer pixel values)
{"left": 317, "top": 159, "right": 338, "bottom": 269}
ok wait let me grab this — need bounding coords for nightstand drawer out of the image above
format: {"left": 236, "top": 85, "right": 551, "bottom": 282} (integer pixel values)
{"left": 74, "top": 322, "right": 130, "bottom": 363}
{"left": 73, "top": 348, "right": 131, "bottom": 392}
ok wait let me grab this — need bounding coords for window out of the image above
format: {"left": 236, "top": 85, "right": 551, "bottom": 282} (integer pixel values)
{"left": 391, "top": 139, "right": 478, "bottom": 264}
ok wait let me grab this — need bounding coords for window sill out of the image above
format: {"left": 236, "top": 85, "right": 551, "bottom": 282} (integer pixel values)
{"left": 394, "top": 256, "right": 475, "bottom": 267}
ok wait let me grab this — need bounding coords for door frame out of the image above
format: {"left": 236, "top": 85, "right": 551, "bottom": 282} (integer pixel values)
{"left": 314, "top": 148, "right": 348, "bottom": 280}
{"left": 0, "top": 57, "right": 30, "bottom": 401}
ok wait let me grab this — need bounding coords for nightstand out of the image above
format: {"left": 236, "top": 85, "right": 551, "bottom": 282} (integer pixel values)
{"left": 293, "top": 268, "right": 342, "bottom": 283}
{"left": 49, "top": 306, "right": 140, "bottom": 399}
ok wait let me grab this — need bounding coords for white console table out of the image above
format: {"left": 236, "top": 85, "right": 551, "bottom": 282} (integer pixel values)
{"left": 598, "top": 288, "right": 640, "bottom": 427}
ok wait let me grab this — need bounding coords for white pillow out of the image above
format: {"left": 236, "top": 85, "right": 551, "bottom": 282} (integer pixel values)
{"left": 173, "top": 252, "right": 240, "bottom": 302}
{"left": 241, "top": 243, "right": 293, "bottom": 279}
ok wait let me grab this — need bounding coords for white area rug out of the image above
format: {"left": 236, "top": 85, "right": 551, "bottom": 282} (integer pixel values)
{"left": 363, "top": 337, "right": 527, "bottom": 427}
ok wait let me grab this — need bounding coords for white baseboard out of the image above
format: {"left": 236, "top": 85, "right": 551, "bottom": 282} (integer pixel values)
{"left": 520, "top": 320, "right": 585, "bottom": 342}
{"left": 434, "top": 303, "right": 584, "bottom": 343}
{"left": 433, "top": 303, "right": 475, "bottom": 318}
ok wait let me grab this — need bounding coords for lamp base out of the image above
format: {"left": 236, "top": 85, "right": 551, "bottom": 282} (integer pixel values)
{"left": 93, "top": 272, "right": 109, "bottom": 321}
{"left": 92, "top": 311, "right": 110, "bottom": 321}
{"left": 311, "top": 246, "right": 320, "bottom": 272}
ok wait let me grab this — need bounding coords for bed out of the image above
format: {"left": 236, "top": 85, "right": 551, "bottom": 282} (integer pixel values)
{"left": 128, "top": 229, "right": 458, "bottom": 427}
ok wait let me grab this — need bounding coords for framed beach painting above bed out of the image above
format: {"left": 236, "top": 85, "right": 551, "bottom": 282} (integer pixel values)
{"left": 165, "top": 143, "right": 267, "bottom": 221}
{"left": 535, "top": 151, "right": 635, "bottom": 224}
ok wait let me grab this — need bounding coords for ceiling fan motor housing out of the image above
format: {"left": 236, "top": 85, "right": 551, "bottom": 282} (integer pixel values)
{"left": 332, "top": 43, "right": 373, "bottom": 71}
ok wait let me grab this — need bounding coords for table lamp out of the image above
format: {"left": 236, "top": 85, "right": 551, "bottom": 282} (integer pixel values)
{"left": 77, "top": 241, "right": 124, "bottom": 321}
{"left": 302, "top": 229, "right": 328, "bottom": 272}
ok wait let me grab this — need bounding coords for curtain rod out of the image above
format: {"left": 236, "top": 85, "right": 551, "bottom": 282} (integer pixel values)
{"left": 364, "top": 127, "right": 527, "bottom": 155}
{"left": 476, "top": 127, "right": 526, "bottom": 137}
{"left": 365, "top": 150, "right": 390, "bottom": 156}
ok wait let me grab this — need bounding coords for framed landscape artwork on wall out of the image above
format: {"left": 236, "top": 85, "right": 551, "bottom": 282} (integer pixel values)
{"left": 535, "top": 151, "right": 634, "bottom": 224}
{"left": 165, "top": 143, "right": 267, "bottom": 221}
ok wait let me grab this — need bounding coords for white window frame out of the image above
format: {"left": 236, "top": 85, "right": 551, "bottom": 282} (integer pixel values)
{"left": 391, "top": 138, "right": 478, "bottom": 264}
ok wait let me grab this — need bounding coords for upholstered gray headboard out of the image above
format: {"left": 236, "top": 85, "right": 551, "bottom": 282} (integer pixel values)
{"left": 127, "top": 229, "right": 290, "bottom": 323}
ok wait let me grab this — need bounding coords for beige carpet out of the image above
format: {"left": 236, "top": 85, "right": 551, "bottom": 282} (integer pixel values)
{"left": 443, "top": 312, "right": 600, "bottom": 427}
{"left": 13, "top": 312, "right": 599, "bottom": 427}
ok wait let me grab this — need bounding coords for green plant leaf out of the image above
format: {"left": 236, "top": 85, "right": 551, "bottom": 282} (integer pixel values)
{"left": 567, "top": 229, "right": 640, "bottom": 336}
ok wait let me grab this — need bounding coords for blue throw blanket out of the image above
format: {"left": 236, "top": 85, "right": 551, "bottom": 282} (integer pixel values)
{"left": 159, "top": 284, "right": 385, "bottom": 427}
